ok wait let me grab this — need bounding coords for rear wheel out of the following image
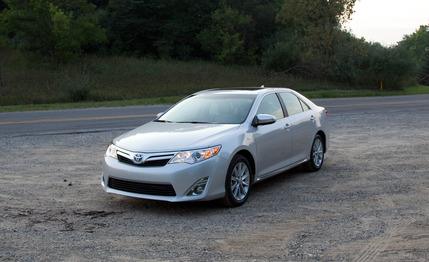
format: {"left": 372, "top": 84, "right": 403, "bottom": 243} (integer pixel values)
{"left": 223, "top": 155, "right": 252, "bottom": 207}
{"left": 305, "top": 135, "right": 325, "bottom": 172}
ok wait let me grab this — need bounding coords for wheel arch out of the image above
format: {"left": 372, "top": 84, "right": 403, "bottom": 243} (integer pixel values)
{"left": 233, "top": 149, "right": 256, "bottom": 183}
{"left": 316, "top": 130, "right": 327, "bottom": 153}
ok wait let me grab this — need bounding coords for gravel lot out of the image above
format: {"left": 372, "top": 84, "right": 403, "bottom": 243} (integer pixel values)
{"left": 1, "top": 107, "right": 429, "bottom": 261}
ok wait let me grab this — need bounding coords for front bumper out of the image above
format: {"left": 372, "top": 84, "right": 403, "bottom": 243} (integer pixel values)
{"left": 101, "top": 155, "right": 227, "bottom": 202}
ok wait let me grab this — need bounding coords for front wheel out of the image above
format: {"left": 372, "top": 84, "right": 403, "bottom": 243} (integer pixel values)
{"left": 305, "top": 135, "right": 325, "bottom": 172}
{"left": 223, "top": 155, "right": 253, "bottom": 207}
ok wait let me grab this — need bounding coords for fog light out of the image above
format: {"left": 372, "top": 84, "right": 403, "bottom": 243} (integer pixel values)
{"left": 186, "top": 177, "right": 209, "bottom": 196}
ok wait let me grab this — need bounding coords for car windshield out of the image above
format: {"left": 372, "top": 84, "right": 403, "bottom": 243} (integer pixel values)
{"left": 157, "top": 94, "right": 256, "bottom": 124}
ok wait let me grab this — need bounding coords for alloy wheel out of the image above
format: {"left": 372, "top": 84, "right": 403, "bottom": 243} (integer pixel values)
{"left": 230, "top": 161, "right": 250, "bottom": 201}
{"left": 312, "top": 138, "right": 324, "bottom": 168}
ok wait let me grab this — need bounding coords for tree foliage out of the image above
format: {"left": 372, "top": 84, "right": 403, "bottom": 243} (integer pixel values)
{"left": 419, "top": 49, "right": 429, "bottom": 85}
{"left": 270, "top": 0, "right": 358, "bottom": 75}
{"left": 107, "top": 0, "right": 218, "bottom": 59}
{"left": 0, "top": 0, "right": 421, "bottom": 89}
{"left": 198, "top": 4, "right": 252, "bottom": 64}
{"left": 277, "top": 0, "right": 356, "bottom": 55}
{"left": 397, "top": 25, "right": 429, "bottom": 85}
{"left": 261, "top": 0, "right": 418, "bottom": 88}
{"left": 398, "top": 25, "right": 429, "bottom": 66}
{"left": 0, "top": 0, "right": 106, "bottom": 61}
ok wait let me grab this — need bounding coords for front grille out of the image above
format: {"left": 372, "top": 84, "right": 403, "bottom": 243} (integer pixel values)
{"left": 108, "top": 177, "right": 176, "bottom": 196}
{"left": 117, "top": 154, "right": 172, "bottom": 167}
{"left": 117, "top": 155, "right": 135, "bottom": 165}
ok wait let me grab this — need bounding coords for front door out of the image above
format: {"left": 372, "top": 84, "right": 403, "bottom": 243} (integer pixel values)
{"left": 253, "top": 94, "right": 291, "bottom": 177}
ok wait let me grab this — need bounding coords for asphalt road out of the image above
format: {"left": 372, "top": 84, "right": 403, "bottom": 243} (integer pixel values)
{"left": 1, "top": 94, "right": 429, "bottom": 137}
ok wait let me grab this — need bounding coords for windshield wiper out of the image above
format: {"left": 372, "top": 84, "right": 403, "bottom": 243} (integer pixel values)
{"left": 153, "top": 119, "right": 174, "bottom": 123}
{"left": 176, "top": 121, "right": 214, "bottom": 124}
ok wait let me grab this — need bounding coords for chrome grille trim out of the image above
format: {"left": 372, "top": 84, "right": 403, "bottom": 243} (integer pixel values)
{"left": 114, "top": 146, "right": 176, "bottom": 167}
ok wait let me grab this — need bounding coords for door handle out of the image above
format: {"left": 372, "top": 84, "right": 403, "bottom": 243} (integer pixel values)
{"left": 284, "top": 123, "right": 291, "bottom": 131}
{"left": 310, "top": 115, "right": 315, "bottom": 121}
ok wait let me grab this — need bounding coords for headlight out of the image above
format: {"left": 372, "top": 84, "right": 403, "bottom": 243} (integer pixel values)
{"left": 169, "top": 145, "right": 221, "bottom": 164}
{"left": 106, "top": 144, "right": 118, "bottom": 159}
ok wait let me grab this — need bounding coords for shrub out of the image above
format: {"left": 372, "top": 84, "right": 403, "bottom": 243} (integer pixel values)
{"left": 67, "top": 87, "right": 90, "bottom": 102}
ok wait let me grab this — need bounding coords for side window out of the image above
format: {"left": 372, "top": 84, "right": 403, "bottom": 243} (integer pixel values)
{"left": 279, "top": 93, "right": 304, "bottom": 116}
{"left": 257, "top": 94, "right": 284, "bottom": 119}
{"left": 300, "top": 99, "right": 311, "bottom": 111}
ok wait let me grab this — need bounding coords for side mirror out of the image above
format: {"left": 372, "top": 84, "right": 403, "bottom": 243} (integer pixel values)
{"left": 156, "top": 112, "right": 164, "bottom": 118}
{"left": 252, "top": 114, "right": 276, "bottom": 127}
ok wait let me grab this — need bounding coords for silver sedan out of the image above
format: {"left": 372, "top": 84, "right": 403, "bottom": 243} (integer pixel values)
{"left": 102, "top": 88, "right": 329, "bottom": 207}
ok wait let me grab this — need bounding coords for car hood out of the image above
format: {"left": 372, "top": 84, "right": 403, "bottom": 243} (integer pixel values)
{"left": 113, "top": 121, "right": 240, "bottom": 152}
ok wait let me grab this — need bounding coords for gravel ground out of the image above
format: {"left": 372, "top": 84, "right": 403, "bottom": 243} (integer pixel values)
{"left": 1, "top": 109, "right": 428, "bottom": 261}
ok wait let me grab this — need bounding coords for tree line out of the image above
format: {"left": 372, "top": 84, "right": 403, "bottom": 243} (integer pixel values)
{"left": 0, "top": 0, "right": 428, "bottom": 89}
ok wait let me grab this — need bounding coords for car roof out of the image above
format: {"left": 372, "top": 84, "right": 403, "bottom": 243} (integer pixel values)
{"left": 193, "top": 87, "right": 294, "bottom": 96}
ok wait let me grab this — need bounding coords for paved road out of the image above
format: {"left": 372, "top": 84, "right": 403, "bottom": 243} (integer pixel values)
{"left": 1, "top": 94, "right": 429, "bottom": 137}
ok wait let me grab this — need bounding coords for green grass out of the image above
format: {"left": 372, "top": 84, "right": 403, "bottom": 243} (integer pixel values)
{"left": 302, "top": 85, "right": 429, "bottom": 99}
{"left": 1, "top": 49, "right": 428, "bottom": 112}
{"left": 0, "top": 49, "right": 362, "bottom": 106}
{"left": 1, "top": 86, "right": 427, "bottom": 113}
{"left": 0, "top": 96, "right": 183, "bottom": 112}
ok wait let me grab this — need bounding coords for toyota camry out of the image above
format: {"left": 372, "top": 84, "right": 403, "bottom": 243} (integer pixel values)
{"left": 102, "top": 88, "right": 329, "bottom": 207}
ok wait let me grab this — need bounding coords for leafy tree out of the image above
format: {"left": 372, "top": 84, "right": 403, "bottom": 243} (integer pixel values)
{"left": 262, "top": 0, "right": 414, "bottom": 89}
{"left": 325, "top": 31, "right": 367, "bottom": 84}
{"left": 261, "top": 30, "right": 302, "bottom": 72}
{"left": 277, "top": 0, "right": 356, "bottom": 52}
{"left": 0, "top": 0, "right": 419, "bottom": 90}
{"left": 273, "top": 0, "right": 357, "bottom": 77}
{"left": 419, "top": 49, "right": 429, "bottom": 85}
{"left": 359, "top": 44, "right": 415, "bottom": 89}
{"left": 0, "top": 0, "right": 106, "bottom": 62}
{"left": 107, "top": 0, "right": 279, "bottom": 61}
{"left": 107, "top": 0, "right": 169, "bottom": 56}
{"left": 155, "top": 0, "right": 218, "bottom": 59}
{"left": 398, "top": 25, "right": 429, "bottom": 67}
{"left": 107, "top": 0, "right": 217, "bottom": 59}
{"left": 198, "top": 4, "right": 252, "bottom": 64}
{"left": 224, "top": 0, "right": 282, "bottom": 61}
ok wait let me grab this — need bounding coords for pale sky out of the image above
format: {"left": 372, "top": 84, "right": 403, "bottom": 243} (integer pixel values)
{"left": 346, "top": 0, "right": 429, "bottom": 46}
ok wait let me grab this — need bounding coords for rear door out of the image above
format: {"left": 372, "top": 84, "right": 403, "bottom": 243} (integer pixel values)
{"left": 279, "top": 92, "right": 315, "bottom": 162}
{"left": 253, "top": 93, "right": 291, "bottom": 177}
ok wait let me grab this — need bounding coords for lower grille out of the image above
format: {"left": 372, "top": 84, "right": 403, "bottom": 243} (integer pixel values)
{"left": 108, "top": 177, "right": 176, "bottom": 196}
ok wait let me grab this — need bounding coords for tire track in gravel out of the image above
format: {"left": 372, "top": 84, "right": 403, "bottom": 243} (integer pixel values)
{"left": 352, "top": 217, "right": 416, "bottom": 262}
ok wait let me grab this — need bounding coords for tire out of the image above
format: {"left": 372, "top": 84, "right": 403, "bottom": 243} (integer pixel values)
{"left": 223, "top": 154, "right": 253, "bottom": 207}
{"left": 305, "top": 134, "right": 325, "bottom": 172}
